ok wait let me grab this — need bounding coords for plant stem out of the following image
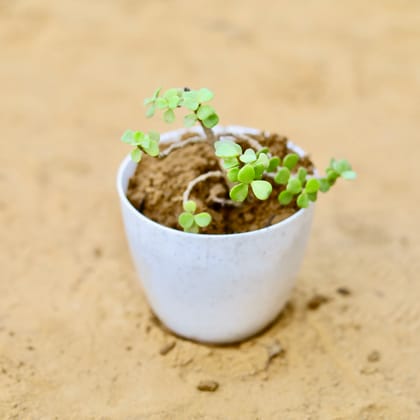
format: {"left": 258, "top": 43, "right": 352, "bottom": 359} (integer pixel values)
{"left": 198, "top": 120, "right": 216, "bottom": 143}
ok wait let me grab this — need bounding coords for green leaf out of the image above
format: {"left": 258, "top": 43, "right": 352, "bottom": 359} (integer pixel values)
{"left": 230, "top": 183, "right": 249, "bottom": 202}
{"left": 202, "top": 113, "right": 219, "bottom": 128}
{"left": 255, "top": 153, "right": 269, "bottom": 168}
{"left": 222, "top": 157, "right": 239, "bottom": 169}
{"left": 238, "top": 164, "right": 255, "bottom": 184}
{"left": 308, "top": 192, "right": 318, "bottom": 202}
{"left": 163, "top": 88, "right": 180, "bottom": 100}
{"left": 274, "top": 167, "right": 290, "bottom": 185}
{"left": 227, "top": 167, "right": 239, "bottom": 182}
{"left": 287, "top": 178, "right": 302, "bottom": 194}
{"left": 256, "top": 147, "right": 270, "bottom": 157}
{"left": 283, "top": 153, "right": 299, "bottom": 170}
{"left": 130, "top": 148, "right": 142, "bottom": 163}
{"left": 167, "top": 95, "right": 180, "bottom": 109}
{"left": 182, "top": 91, "right": 200, "bottom": 110}
{"left": 121, "top": 130, "right": 136, "bottom": 145}
{"left": 178, "top": 212, "right": 194, "bottom": 229}
{"left": 305, "top": 178, "right": 320, "bottom": 193}
{"left": 197, "top": 88, "right": 214, "bottom": 102}
{"left": 163, "top": 108, "right": 175, "bottom": 124}
{"left": 156, "top": 97, "right": 168, "bottom": 109}
{"left": 298, "top": 167, "right": 307, "bottom": 183}
{"left": 341, "top": 170, "right": 357, "bottom": 180}
{"left": 196, "top": 105, "right": 215, "bottom": 120}
{"left": 253, "top": 164, "right": 265, "bottom": 179}
{"left": 319, "top": 178, "right": 331, "bottom": 193}
{"left": 278, "top": 190, "right": 293, "bottom": 205}
{"left": 143, "top": 140, "right": 159, "bottom": 157}
{"left": 332, "top": 159, "right": 351, "bottom": 174}
{"left": 183, "top": 200, "right": 196, "bottom": 213}
{"left": 148, "top": 131, "right": 160, "bottom": 142}
{"left": 146, "top": 105, "right": 155, "bottom": 118}
{"left": 267, "top": 157, "right": 280, "bottom": 172}
{"left": 186, "top": 224, "right": 199, "bottom": 234}
{"left": 144, "top": 87, "right": 161, "bottom": 105}
{"left": 251, "top": 180, "right": 272, "bottom": 200}
{"left": 215, "top": 141, "right": 242, "bottom": 158}
{"left": 327, "top": 169, "right": 339, "bottom": 183}
{"left": 184, "top": 113, "right": 197, "bottom": 127}
{"left": 297, "top": 192, "right": 309, "bottom": 208}
{"left": 239, "top": 148, "right": 257, "bottom": 164}
{"left": 194, "top": 212, "right": 212, "bottom": 227}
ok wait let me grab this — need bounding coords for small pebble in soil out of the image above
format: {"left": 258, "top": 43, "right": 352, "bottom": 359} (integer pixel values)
{"left": 265, "top": 339, "right": 285, "bottom": 369}
{"left": 159, "top": 341, "right": 176, "bottom": 356}
{"left": 367, "top": 350, "right": 381, "bottom": 363}
{"left": 306, "top": 294, "right": 330, "bottom": 310}
{"left": 337, "top": 287, "right": 351, "bottom": 296}
{"left": 26, "top": 345, "right": 35, "bottom": 351}
{"left": 197, "top": 380, "right": 219, "bottom": 392}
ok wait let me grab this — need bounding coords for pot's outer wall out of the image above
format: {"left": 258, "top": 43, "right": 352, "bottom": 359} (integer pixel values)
{"left": 117, "top": 126, "right": 314, "bottom": 343}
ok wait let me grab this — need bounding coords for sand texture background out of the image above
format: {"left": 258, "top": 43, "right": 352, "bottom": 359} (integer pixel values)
{"left": 1, "top": 0, "right": 420, "bottom": 418}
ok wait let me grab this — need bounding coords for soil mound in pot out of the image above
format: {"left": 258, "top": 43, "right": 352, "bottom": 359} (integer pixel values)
{"left": 127, "top": 131, "right": 314, "bottom": 234}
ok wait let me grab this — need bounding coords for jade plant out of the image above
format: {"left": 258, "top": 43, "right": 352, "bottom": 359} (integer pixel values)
{"left": 121, "top": 87, "right": 356, "bottom": 233}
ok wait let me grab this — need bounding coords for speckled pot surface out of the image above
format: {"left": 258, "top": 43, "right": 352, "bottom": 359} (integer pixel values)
{"left": 117, "top": 126, "right": 314, "bottom": 343}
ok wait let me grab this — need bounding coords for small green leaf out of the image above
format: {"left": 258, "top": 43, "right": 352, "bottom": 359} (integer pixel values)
{"left": 186, "top": 224, "right": 199, "bottom": 234}
{"left": 121, "top": 130, "right": 136, "bottom": 145}
{"left": 278, "top": 190, "right": 293, "bottom": 205}
{"left": 341, "top": 170, "right": 357, "bottom": 180}
{"left": 298, "top": 167, "right": 307, "bottom": 183}
{"left": 178, "top": 212, "right": 194, "bottom": 229}
{"left": 256, "top": 147, "right": 270, "bottom": 157}
{"left": 222, "top": 157, "right": 239, "bottom": 169}
{"left": 146, "top": 105, "right": 155, "bottom": 118}
{"left": 163, "top": 108, "right": 175, "bottom": 123}
{"left": 327, "top": 169, "right": 339, "bottom": 183}
{"left": 255, "top": 152, "right": 269, "bottom": 168}
{"left": 183, "top": 200, "right": 196, "bottom": 213}
{"left": 283, "top": 153, "right": 299, "bottom": 170}
{"left": 144, "top": 87, "right": 161, "bottom": 105}
{"left": 297, "top": 192, "right": 309, "bottom": 208}
{"left": 130, "top": 148, "right": 142, "bottom": 163}
{"left": 230, "top": 183, "right": 249, "bottom": 202}
{"left": 287, "top": 178, "right": 302, "bottom": 194}
{"left": 184, "top": 113, "right": 197, "bottom": 127}
{"left": 156, "top": 97, "right": 168, "bottom": 109}
{"left": 143, "top": 140, "right": 159, "bottom": 157}
{"left": 305, "top": 178, "right": 320, "bottom": 193}
{"left": 203, "top": 113, "right": 219, "bottom": 128}
{"left": 238, "top": 164, "right": 255, "bottom": 184}
{"left": 148, "top": 131, "right": 160, "bottom": 142}
{"left": 251, "top": 180, "right": 272, "bottom": 200}
{"left": 274, "top": 167, "right": 290, "bottom": 185}
{"left": 240, "top": 148, "right": 257, "bottom": 164}
{"left": 253, "top": 164, "right": 265, "bottom": 179}
{"left": 167, "top": 95, "right": 180, "bottom": 109}
{"left": 182, "top": 91, "right": 199, "bottom": 110}
{"left": 137, "top": 132, "right": 150, "bottom": 148}
{"left": 227, "top": 167, "right": 239, "bottom": 182}
{"left": 308, "top": 192, "right": 318, "bottom": 202}
{"left": 215, "top": 141, "right": 242, "bottom": 158}
{"left": 267, "top": 157, "right": 280, "bottom": 172}
{"left": 197, "top": 88, "right": 214, "bottom": 102}
{"left": 319, "top": 178, "right": 331, "bottom": 193}
{"left": 163, "top": 88, "right": 180, "bottom": 100}
{"left": 332, "top": 159, "right": 351, "bottom": 174}
{"left": 194, "top": 212, "right": 212, "bottom": 227}
{"left": 196, "top": 105, "right": 215, "bottom": 120}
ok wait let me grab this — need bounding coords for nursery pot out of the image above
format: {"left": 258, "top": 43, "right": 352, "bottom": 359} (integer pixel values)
{"left": 117, "top": 126, "right": 314, "bottom": 344}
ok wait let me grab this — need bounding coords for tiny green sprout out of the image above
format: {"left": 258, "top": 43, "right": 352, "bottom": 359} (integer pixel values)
{"left": 283, "top": 153, "right": 299, "bottom": 170}
{"left": 178, "top": 200, "right": 212, "bottom": 233}
{"left": 121, "top": 130, "right": 160, "bottom": 162}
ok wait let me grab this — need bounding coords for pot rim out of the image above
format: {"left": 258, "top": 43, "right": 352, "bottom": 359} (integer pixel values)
{"left": 117, "top": 125, "right": 313, "bottom": 239}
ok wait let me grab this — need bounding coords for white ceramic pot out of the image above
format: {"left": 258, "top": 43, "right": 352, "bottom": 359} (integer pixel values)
{"left": 117, "top": 126, "right": 314, "bottom": 343}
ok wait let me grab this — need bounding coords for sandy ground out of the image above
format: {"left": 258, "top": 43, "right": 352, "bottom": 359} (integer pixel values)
{"left": 1, "top": 0, "right": 420, "bottom": 418}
